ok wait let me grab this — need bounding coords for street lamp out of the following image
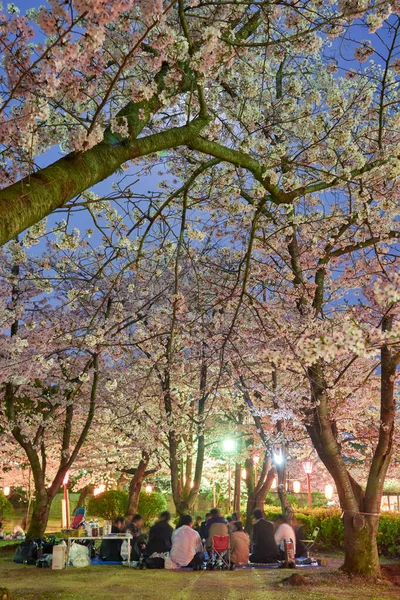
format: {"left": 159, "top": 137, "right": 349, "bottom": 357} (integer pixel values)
{"left": 293, "top": 481, "right": 301, "bottom": 494}
{"left": 145, "top": 484, "right": 153, "bottom": 494}
{"left": 3, "top": 486, "right": 10, "bottom": 497}
{"left": 223, "top": 439, "right": 236, "bottom": 512}
{"left": 302, "top": 461, "right": 313, "bottom": 508}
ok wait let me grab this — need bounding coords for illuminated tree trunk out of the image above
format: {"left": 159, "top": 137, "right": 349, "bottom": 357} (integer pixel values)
{"left": 126, "top": 452, "right": 150, "bottom": 518}
{"left": 306, "top": 318, "right": 397, "bottom": 576}
{"left": 244, "top": 453, "right": 276, "bottom": 533}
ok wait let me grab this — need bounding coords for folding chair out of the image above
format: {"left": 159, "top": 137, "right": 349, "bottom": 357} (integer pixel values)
{"left": 207, "top": 535, "right": 230, "bottom": 570}
{"left": 300, "top": 527, "right": 320, "bottom": 555}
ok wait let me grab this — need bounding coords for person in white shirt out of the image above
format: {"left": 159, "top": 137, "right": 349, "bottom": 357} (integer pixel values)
{"left": 274, "top": 515, "right": 296, "bottom": 558}
{"left": 167, "top": 515, "right": 204, "bottom": 570}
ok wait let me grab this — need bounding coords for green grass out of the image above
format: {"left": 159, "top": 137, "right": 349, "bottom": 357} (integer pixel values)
{"left": 0, "top": 550, "right": 399, "bottom": 600}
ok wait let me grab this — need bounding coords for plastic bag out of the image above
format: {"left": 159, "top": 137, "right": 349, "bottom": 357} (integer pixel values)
{"left": 120, "top": 539, "right": 129, "bottom": 562}
{"left": 69, "top": 542, "right": 91, "bottom": 568}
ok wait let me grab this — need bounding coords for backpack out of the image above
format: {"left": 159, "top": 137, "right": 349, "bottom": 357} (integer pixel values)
{"left": 14, "top": 540, "right": 40, "bottom": 565}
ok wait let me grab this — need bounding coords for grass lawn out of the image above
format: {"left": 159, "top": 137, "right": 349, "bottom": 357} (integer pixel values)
{"left": 1, "top": 549, "right": 399, "bottom": 600}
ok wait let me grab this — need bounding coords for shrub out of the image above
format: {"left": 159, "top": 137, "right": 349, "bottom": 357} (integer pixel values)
{"left": 0, "top": 492, "right": 13, "bottom": 521}
{"left": 87, "top": 490, "right": 128, "bottom": 521}
{"left": 137, "top": 491, "right": 167, "bottom": 525}
{"left": 264, "top": 505, "right": 400, "bottom": 557}
{"left": 377, "top": 513, "right": 400, "bottom": 558}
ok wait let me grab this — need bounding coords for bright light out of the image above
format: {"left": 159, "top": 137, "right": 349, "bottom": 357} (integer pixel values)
{"left": 293, "top": 481, "right": 301, "bottom": 494}
{"left": 241, "top": 468, "right": 247, "bottom": 480}
{"left": 302, "top": 461, "right": 313, "bottom": 475}
{"left": 273, "top": 453, "right": 283, "bottom": 465}
{"left": 325, "top": 484, "right": 334, "bottom": 500}
{"left": 99, "top": 484, "right": 106, "bottom": 493}
{"left": 190, "top": 481, "right": 194, "bottom": 489}
{"left": 63, "top": 471, "right": 69, "bottom": 486}
{"left": 271, "top": 477, "right": 277, "bottom": 489}
{"left": 93, "top": 487, "right": 101, "bottom": 496}
{"left": 253, "top": 455, "right": 260, "bottom": 465}
{"left": 145, "top": 484, "right": 153, "bottom": 494}
{"left": 223, "top": 439, "right": 236, "bottom": 453}
{"left": 3, "top": 486, "right": 10, "bottom": 497}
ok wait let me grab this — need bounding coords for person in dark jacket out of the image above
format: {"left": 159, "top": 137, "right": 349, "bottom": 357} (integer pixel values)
{"left": 146, "top": 511, "right": 173, "bottom": 555}
{"left": 249, "top": 509, "right": 279, "bottom": 563}
{"left": 200, "top": 513, "right": 211, "bottom": 540}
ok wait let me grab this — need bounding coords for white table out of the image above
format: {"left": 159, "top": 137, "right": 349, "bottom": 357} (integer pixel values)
{"left": 65, "top": 535, "right": 132, "bottom": 568}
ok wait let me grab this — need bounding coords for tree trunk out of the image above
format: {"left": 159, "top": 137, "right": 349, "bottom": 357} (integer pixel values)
{"left": 342, "top": 513, "right": 380, "bottom": 576}
{"left": 26, "top": 490, "right": 52, "bottom": 539}
{"left": 245, "top": 454, "right": 276, "bottom": 533}
{"left": 75, "top": 485, "right": 93, "bottom": 510}
{"left": 126, "top": 452, "right": 150, "bottom": 518}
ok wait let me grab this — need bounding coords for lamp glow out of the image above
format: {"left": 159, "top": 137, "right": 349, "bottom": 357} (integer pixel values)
{"left": 93, "top": 487, "right": 101, "bottom": 496}
{"left": 99, "top": 484, "right": 106, "bottom": 493}
{"left": 241, "top": 468, "right": 247, "bottom": 480}
{"left": 302, "top": 461, "right": 313, "bottom": 475}
{"left": 253, "top": 455, "right": 260, "bottom": 465}
{"left": 145, "top": 484, "right": 153, "bottom": 494}
{"left": 3, "top": 486, "right": 10, "bottom": 496}
{"left": 223, "top": 439, "right": 236, "bottom": 453}
{"left": 293, "top": 481, "right": 301, "bottom": 494}
{"left": 273, "top": 453, "right": 283, "bottom": 465}
{"left": 325, "top": 484, "right": 334, "bottom": 501}
{"left": 271, "top": 477, "right": 277, "bottom": 489}
{"left": 63, "top": 471, "right": 69, "bottom": 486}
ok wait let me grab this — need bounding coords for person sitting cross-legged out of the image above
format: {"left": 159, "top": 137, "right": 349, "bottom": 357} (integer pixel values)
{"left": 166, "top": 515, "right": 204, "bottom": 570}
{"left": 249, "top": 509, "right": 279, "bottom": 564}
{"left": 229, "top": 520, "right": 250, "bottom": 566}
{"left": 274, "top": 514, "right": 296, "bottom": 560}
{"left": 146, "top": 511, "right": 173, "bottom": 556}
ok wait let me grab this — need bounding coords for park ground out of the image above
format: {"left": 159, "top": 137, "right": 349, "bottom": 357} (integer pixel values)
{"left": 1, "top": 546, "right": 400, "bottom": 600}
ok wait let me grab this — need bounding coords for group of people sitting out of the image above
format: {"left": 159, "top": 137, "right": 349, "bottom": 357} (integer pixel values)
{"left": 103, "top": 507, "right": 304, "bottom": 569}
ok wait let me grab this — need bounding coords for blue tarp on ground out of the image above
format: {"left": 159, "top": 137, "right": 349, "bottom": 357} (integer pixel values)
{"left": 91, "top": 557, "right": 122, "bottom": 565}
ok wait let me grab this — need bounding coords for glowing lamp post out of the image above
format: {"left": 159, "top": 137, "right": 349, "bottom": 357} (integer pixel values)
{"left": 293, "top": 481, "right": 301, "bottom": 494}
{"left": 325, "top": 484, "right": 334, "bottom": 501}
{"left": 223, "top": 439, "right": 236, "bottom": 513}
{"left": 302, "top": 461, "right": 313, "bottom": 508}
{"left": 3, "top": 486, "right": 10, "bottom": 497}
{"left": 62, "top": 471, "right": 70, "bottom": 529}
{"left": 145, "top": 484, "right": 153, "bottom": 494}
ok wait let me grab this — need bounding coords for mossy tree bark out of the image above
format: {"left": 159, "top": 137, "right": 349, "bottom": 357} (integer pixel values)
{"left": 305, "top": 317, "right": 398, "bottom": 576}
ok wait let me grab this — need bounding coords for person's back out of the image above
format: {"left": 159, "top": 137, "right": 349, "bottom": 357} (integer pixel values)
{"left": 146, "top": 512, "right": 173, "bottom": 555}
{"left": 206, "top": 508, "right": 228, "bottom": 546}
{"left": 274, "top": 516, "right": 296, "bottom": 557}
{"left": 250, "top": 510, "right": 279, "bottom": 563}
{"left": 230, "top": 522, "right": 250, "bottom": 565}
{"left": 169, "top": 519, "right": 203, "bottom": 568}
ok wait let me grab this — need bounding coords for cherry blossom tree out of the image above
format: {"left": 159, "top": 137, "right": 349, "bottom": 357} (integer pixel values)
{"left": 0, "top": 0, "right": 389, "bottom": 244}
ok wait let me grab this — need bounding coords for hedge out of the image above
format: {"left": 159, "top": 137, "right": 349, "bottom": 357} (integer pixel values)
{"left": 87, "top": 490, "right": 128, "bottom": 521}
{"left": 263, "top": 506, "right": 400, "bottom": 557}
